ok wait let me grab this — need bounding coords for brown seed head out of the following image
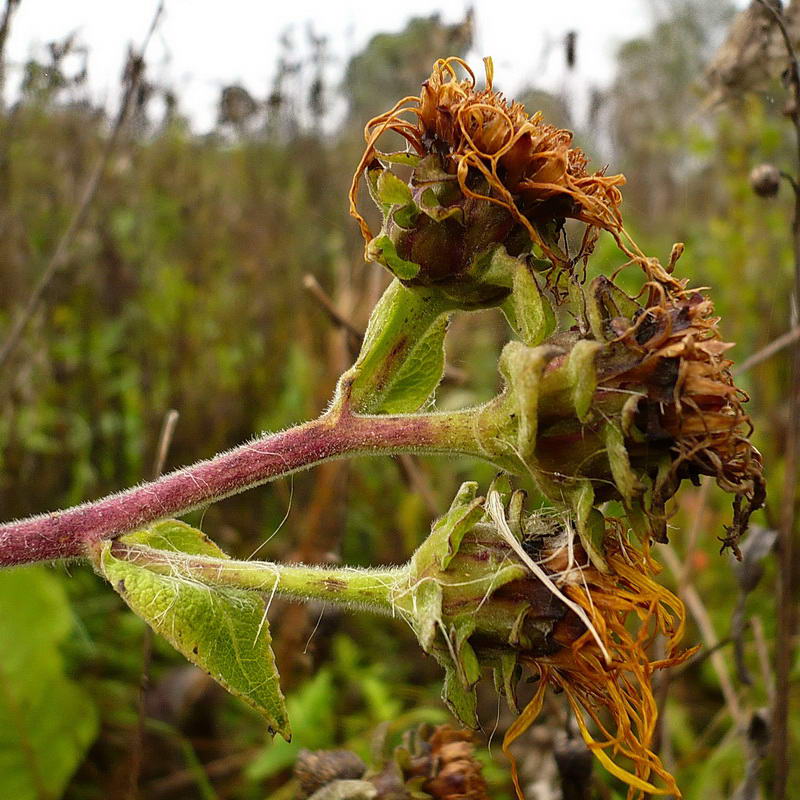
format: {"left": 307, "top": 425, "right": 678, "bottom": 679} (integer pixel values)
{"left": 404, "top": 725, "right": 489, "bottom": 800}
{"left": 595, "top": 278, "right": 766, "bottom": 551}
{"left": 294, "top": 748, "right": 367, "bottom": 797}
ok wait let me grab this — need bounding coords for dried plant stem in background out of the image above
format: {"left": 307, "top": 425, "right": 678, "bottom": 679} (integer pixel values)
{"left": 753, "top": 4, "right": 800, "bottom": 797}
{"left": 128, "top": 408, "right": 180, "bottom": 800}
{"left": 661, "top": 545, "right": 743, "bottom": 726}
{"left": 0, "top": 2, "right": 163, "bottom": 372}
{"left": 734, "top": 323, "right": 800, "bottom": 375}
{"left": 0, "top": 0, "right": 20, "bottom": 103}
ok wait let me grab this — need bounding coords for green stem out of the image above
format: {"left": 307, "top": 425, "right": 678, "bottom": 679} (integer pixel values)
{"left": 110, "top": 541, "right": 411, "bottom": 618}
{"left": 107, "top": 529, "right": 566, "bottom": 656}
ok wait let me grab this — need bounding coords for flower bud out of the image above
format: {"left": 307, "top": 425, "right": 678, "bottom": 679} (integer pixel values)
{"left": 750, "top": 163, "right": 781, "bottom": 197}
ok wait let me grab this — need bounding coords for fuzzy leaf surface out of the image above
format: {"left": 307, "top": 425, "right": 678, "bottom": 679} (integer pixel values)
{"left": 371, "top": 235, "right": 420, "bottom": 280}
{"left": 100, "top": 522, "right": 289, "bottom": 739}
{"left": 376, "top": 314, "right": 448, "bottom": 414}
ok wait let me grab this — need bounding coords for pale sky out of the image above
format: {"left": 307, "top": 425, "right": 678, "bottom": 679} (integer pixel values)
{"left": 3, "top": 0, "right": 739, "bottom": 131}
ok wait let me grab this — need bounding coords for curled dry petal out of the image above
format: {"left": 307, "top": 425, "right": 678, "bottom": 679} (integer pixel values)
{"left": 349, "top": 57, "right": 630, "bottom": 289}
{"left": 408, "top": 487, "right": 692, "bottom": 799}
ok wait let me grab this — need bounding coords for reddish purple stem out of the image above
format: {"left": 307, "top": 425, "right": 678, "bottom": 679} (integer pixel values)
{"left": 0, "top": 412, "right": 445, "bottom": 566}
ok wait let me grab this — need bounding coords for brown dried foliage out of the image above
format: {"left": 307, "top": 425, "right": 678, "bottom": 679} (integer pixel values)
{"left": 406, "top": 726, "right": 490, "bottom": 800}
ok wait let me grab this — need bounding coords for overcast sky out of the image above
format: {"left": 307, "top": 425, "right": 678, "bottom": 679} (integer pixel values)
{"left": 3, "top": 0, "right": 742, "bottom": 131}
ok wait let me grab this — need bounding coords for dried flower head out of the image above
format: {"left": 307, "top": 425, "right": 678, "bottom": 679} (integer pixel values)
{"left": 503, "top": 520, "right": 693, "bottom": 800}
{"left": 349, "top": 57, "right": 630, "bottom": 300}
{"left": 403, "top": 485, "right": 693, "bottom": 799}
{"left": 588, "top": 272, "right": 766, "bottom": 552}
{"left": 403, "top": 725, "right": 490, "bottom": 800}
{"left": 494, "top": 261, "right": 765, "bottom": 555}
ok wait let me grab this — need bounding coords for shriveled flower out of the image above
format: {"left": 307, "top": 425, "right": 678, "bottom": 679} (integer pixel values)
{"left": 503, "top": 520, "right": 691, "bottom": 800}
{"left": 491, "top": 262, "right": 765, "bottom": 557}
{"left": 402, "top": 725, "right": 489, "bottom": 800}
{"left": 349, "top": 57, "right": 628, "bottom": 304}
{"left": 299, "top": 725, "right": 490, "bottom": 800}
{"left": 592, "top": 275, "right": 766, "bottom": 552}
{"left": 399, "top": 483, "right": 693, "bottom": 799}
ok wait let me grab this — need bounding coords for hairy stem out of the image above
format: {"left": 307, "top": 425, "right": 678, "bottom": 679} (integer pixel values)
{"left": 109, "top": 541, "right": 409, "bottom": 618}
{"left": 0, "top": 407, "right": 498, "bottom": 567}
{"left": 0, "top": 346, "right": 669, "bottom": 569}
{"left": 105, "top": 538, "right": 563, "bottom": 654}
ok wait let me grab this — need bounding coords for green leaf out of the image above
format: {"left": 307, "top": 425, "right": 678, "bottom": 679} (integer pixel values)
{"left": 604, "top": 422, "right": 642, "bottom": 503}
{"left": 496, "top": 652, "right": 520, "bottom": 713}
{"left": 499, "top": 254, "right": 556, "bottom": 346}
{"left": 507, "top": 489, "right": 526, "bottom": 539}
{"left": 499, "top": 341, "right": 562, "bottom": 459}
{"left": 441, "top": 663, "right": 478, "bottom": 729}
{"left": 392, "top": 202, "right": 419, "bottom": 229}
{"left": 342, "top": 279, "right": 447, "bottom": 413}
{"left": 571, "top": 481, "right": 608, "bottom": 573}
{"left": 376, "top": 313, "right": 447, "bottom": 414}
{"left": 418, "top": 187, "right": 464, "bottom": 223}
{"left": 627, "top": 495, "right": 654, "bottom": 544}
{"left": 122, "top": 518, "right": 228, "bottom": 557}
{"left": 586, "top": 276, "right": 640, "bottom": 341}
{"left": 100, "top": 524, "right": 290, "bottom": 740}
{"left": 568, "top": 339, "right": 602, "bottom": 422}
{"left": 450, "top": 617, "right": 480, "bottom": 687}
{"left": 0, "top": 567, "right": 98, "bottom": 800}
{"left": 485, "top": 473, "right": 512, "bottom": 507}
{"left": 411, "top": 482, "right": 484, "bottom": 575}
{"left": 380, "top": 151, "right": 421, "bottom": 166}
{"left": 377, "top": 170, "right": 413, "bottom": 206}
{"left": 369, "top": 235, "right": 421, "bottom": 280}
{"left": 412, "top": 579, "right": 443, "bottom": 652}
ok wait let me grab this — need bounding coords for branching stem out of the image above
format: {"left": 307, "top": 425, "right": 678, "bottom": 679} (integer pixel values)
{"left": 0, "top": 404, "right": 506, "bottom": 567}
{"left": 755, "top": 4, "right": 800, "bottom": 796}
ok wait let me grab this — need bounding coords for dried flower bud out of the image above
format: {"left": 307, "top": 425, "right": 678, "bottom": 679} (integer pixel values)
{"left": 298, "top": 724, "right": 490, "bottom": 800}
{"left": 749, "top": 163, "right": 781, "bottom": 197}
{"left": 294, "top": 749, "right": 367, "bottom": 798}
{"left": 408, "top": 726, "right": 489, "bottom": 800}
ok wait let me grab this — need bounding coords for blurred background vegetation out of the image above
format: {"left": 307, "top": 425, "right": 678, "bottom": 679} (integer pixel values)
{"left": 0, "top": 0, "right": 797, "bottom": 798}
